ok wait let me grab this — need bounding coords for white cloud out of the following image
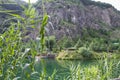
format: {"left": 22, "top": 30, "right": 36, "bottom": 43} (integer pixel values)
{"left": 93, "top": 0, "right": 120, "bottom": 11}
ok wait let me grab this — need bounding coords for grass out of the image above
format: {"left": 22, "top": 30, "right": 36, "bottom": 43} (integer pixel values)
{"left": 0, "top": 0, "right": 120, "bottom": 80}
{"left": 58, "top": 55, "right": 120, "bottom": 80}
{"left": 0, "top": 1, "right": 48, "bottom": 79}
{"left": 56, "top": 47, "right": 120, "bottom": 60}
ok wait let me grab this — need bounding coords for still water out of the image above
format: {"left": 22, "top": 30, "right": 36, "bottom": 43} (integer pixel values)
{"left": 34, "top": 59, "right": 96, "bottom": 79}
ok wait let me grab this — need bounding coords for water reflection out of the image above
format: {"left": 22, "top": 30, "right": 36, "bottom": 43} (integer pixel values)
{"left": 34, "top": 59, "right": 96, "bottom": 79}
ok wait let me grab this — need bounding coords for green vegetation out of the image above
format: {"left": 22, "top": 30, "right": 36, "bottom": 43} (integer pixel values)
{"left": 45, "top": 36, "right": 56, "bottom": 51}
{"left": 0, "top": 0, "right": 120, "bottom": 80}
{"left": 64, "top": 58, "right": 120, "bottom": 80}
{"left": 56, "top": 27, "right": 120, "bottom": 60}
{"left": 0, "top": 1, "right": 49, "bottom": 79}
{"left": 56, "top": 27, "right": 120, "bottom": 51}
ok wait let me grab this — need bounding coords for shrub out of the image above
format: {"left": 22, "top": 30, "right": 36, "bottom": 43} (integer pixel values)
{"left": 89, "top": 39, "right": 108, "bottom": 52}
{"left": 56, "top": 37, "right": 75, "bottom": 50}
{"left": 78, "top": 47, "right": 93, "bottom": 58}
{"left": 109, "top": 43, "right": 119, "bottom": 50}
{"left": 45, "top": 36, "right": 56, "bottom": 51}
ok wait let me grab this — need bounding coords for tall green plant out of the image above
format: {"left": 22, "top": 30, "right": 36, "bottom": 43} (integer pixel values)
{"left": 0, "top": 0, "right": 48, "bottom": 79}
{"left": 40, "top": 14, "right": 48, "bottom": 52}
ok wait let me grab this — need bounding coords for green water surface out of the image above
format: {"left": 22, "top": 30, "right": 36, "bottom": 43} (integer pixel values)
{"left": 34, "top": 59, "right": 96, "bottom": 79}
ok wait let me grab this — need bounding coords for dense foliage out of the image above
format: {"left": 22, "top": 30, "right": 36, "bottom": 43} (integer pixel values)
{"left": 0, "top": 0, "right": 120, "bottom": 79}
{"left": 0, "top": 2, "right": 49, "bottom": 79}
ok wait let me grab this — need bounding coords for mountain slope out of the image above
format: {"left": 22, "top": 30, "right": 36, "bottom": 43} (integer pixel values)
{"left": 35, "top": 0, "right": 120, "bottom": 40}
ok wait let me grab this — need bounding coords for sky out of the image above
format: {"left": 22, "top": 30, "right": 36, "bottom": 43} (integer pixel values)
{"left": 22, "top": 0, "right": 120, "bottom": 11}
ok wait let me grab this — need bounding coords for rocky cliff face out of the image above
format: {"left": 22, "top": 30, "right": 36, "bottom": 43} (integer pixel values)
{"left": 35, "top": 0, "right": 120, "bottom": 39}
{"left": 0, "top": 0, "right": 120, "bottom": 40}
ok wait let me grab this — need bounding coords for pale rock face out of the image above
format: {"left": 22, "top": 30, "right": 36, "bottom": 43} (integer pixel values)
{"left": 35, "top": 0, "right": 120, "bottom": 39}
{"left": 102, "top": 9, "right": 111, "bottom": 26}
{"left": 72, "top": 15, "right": 76, "bottom": 24}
